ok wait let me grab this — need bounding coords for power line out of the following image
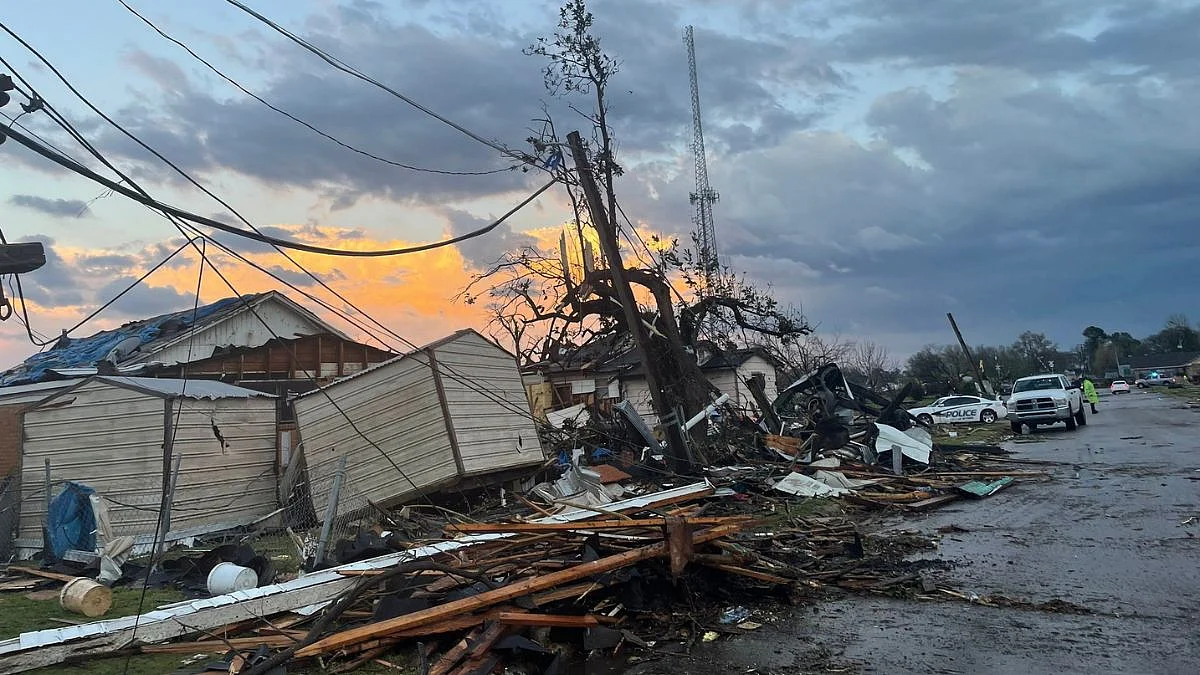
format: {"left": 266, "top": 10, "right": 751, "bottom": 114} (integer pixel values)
{"left": 0, "top": 59, "right": 444, "bottom": 506}
{"left": 3, "top": 51, "right": 549, "bottom": 431}
{"left": 117, "top": 0, "right": 519, "bottom": 177}
{"left": 2, "top": 36, "right": 642, "bottom": 462}
{"left": 1, "top": 121, "right": 555, "bottom": 257}
{"left": 221, "top": 0, "right": 533, "bottom": 166}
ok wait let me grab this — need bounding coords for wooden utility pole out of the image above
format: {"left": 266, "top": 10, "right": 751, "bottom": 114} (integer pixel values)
{"left": 946, "top": 312, "right": 989, "bottom": 395}
{"left": 566, "top": 131, "right": 692, "bottom": 469}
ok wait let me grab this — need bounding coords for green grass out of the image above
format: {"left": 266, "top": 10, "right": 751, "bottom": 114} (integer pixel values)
{"left": 0, "top": 586, "right": 185, "bottom": 641}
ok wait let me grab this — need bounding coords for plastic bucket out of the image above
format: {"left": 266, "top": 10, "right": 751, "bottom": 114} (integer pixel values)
{"left": 59, "top": 577, "right": 113, "bottom": 617}
{"left": 206, "top": 562, "right": 259, "bottom": 595}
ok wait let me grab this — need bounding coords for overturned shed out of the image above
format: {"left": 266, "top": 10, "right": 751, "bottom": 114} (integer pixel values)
{"left": 294, "top": 329, "right": 544, "bottom": 511}
{"left": 14, "top": 377, "right": 278, "bottom": 556}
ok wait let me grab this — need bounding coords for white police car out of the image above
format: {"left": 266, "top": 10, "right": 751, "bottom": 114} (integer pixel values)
{"left": 909, "top": 395, "right": 1008, "bottom": 425}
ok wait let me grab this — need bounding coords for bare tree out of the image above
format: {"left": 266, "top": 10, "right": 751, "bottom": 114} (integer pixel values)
{"left": 460, "top": 0, "right": 810, "bottom": 426}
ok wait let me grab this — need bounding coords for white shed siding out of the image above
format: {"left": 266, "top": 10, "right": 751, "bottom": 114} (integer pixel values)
{"left": 17, "top": 380, "right": 277, "bottom": 542}
{"left": 705, "top": 356, "right": 777, "bottom": 413}
{"left": 432, "top": 332, "right": 542, "bottom": 476}
{"left": 620, "top": 377, "right": 657, "bottom": 424}
{"left": 133, "top": 298, "right": 327, "bottom": 366}
{"left": 162, "top": 397, "right": 278, "bottom": 531}
{"left": 296, "top": 354, "right": 458, "bottom": 514}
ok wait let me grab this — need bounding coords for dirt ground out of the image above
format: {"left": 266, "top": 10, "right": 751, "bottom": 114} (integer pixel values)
{"left": 598, "top": 390, "right": 1200, "bottom": 674}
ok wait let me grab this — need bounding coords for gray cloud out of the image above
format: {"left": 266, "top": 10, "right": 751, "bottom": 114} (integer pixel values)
{"left": 11, "top": 236, "right": 84, "bottom": 306}
{"left": 445, "top": 208, "right": 537, "bottom": 267}
{"left": 94, "top": 276, "right": 196, "bottom": 318}
{"left": 12, "top": 0, "right": 1198, "bottom": 358}
{"left": 9, "top": 195, "right": 90, "bottom": 218}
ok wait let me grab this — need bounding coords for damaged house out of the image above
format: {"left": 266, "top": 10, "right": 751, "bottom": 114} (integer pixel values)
{"left": 293, "top": 329, "right": 545, "bottom": 512}
{"left": 525, "top": 337, "right": 780, "bottom": 424}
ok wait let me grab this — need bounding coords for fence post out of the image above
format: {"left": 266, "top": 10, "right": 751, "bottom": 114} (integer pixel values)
{"left": 155, "top": 455, "right": 183, "bottom": 564}
{"left": 41, "top": 459, "right": 51, "bottom": 556}
{"left": 316, "top": 455, "right": 348, "bottom": 566}
{"left": 891, "top": 444, "right": 904, "bottom": 476}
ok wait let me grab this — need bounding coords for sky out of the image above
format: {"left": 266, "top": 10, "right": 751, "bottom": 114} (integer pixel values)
{"left": 0, "top": 0, "right": 1197, "bottom": 370}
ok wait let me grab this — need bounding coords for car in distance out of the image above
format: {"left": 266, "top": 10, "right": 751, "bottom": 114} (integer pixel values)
{"left": 1110, "top": 380, "right": 1130, "bottom": 394}
{"left": 1135, "top": 374, "right": 1172, "bottom": 388}
{"left": 1005, "top": 374, "right": 1086, "bottom": 433}
{"left": 909, "top": 395, "right": 1008, "bottom": 426}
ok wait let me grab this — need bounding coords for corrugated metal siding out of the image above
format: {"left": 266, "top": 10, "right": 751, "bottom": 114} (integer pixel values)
{"left": 141, "top": 298, "right": 327, "bottom": 366}
{"left": 433, "top": 332, "right": 544, "bottom": 476}
{"left": 295, "top": 355, "right": 458, "bottom": 513}
{"left": 18, "top": 380, "right": 278, "bottom": 541}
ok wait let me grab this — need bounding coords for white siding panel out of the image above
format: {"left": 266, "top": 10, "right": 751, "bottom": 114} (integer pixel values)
{"left": 19, "top": 380, "right": 163, "bottom": 542}
{"left": 18, "top": 381, "right": 279, "bottom": 542}
{"left": 620, "top": 377, "right": 657, "bottom": 425}
{"left": 166, "top": 398, "right": 278, "bottom": 532}
{"left": 432, "top": 333, "right": 544, "bottom": 476}
{"left": 296, "top": 355, "right": 458, "bottom": 513}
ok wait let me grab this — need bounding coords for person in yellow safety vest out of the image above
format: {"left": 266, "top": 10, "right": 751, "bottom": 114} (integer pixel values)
{"left": 1082, "top": 377, "right": 1099, "bottom": 414}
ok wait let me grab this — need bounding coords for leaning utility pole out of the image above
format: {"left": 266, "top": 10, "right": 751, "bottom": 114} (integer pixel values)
{"left": 566, "top": 130, "right": 692, "bottom": 469}
{"left": 947, "top": 312, "right": 990, "bottom": 395}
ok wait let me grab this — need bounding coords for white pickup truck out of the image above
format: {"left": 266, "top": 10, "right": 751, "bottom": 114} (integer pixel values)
{"left": 1005, "top": 374, "right": 1086, "bottom": 433}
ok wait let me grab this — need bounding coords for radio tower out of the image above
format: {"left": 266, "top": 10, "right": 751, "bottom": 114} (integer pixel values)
{"left": 684, "top": 25, "right": 719, "bottom": 291}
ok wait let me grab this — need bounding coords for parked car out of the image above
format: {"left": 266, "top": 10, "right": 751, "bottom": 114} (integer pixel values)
{"left": 1135, "top": 374, "right": 1172, "bottom": 388}
{"left": 909, "top": 395, "right": 1008, "bottom": 425}
{"left": 1005, "top": 374, "right": 1086, "bottom": 433}
{"left": 1110, "top": 380, "right": 1130, "bottom": 394}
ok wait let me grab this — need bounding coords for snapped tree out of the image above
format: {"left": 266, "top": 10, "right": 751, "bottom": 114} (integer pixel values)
{"left": 459, "top": 0, "right": 809, "bottom": 458}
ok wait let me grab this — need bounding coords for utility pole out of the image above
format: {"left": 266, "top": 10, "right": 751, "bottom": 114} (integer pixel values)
{"left": 566, "top": 130, "right": 692, "bottom": 469}
{"left": 947, "top": 312, "right": 988, "bottom": 395}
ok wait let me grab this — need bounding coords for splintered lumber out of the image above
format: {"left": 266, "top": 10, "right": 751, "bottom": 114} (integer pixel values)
{"left": 497, "top": 612, "right": 601, "bottom": 627}
{"left": 666, "top": 517, "right": 694, "bottom": 580}
{"left": 529, "top": 580, "right": 609, "bottom": 607}
{"left": 696, "top": 561, "right": 793, "bottom": 586}
{"left": 142, "top": 635, "right": 300, "bottom": 653}
{"left": 445, "top": 516, "right": 747, "bottom": 534}
{"left": 6, "top": 567, "right": 79, "bottom": 583}
{"left": 295, "top": 523, "right": 744, "bottom": 658}
{"left": 0, "top": 482, "right": 717, "bottom": 674}
{"left": 427, "top": 627, "right": 482, "bottom": 675}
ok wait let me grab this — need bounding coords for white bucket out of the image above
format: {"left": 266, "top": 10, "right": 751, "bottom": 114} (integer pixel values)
{"left": 206, "top": 562, "right": 258, "bottom": 595}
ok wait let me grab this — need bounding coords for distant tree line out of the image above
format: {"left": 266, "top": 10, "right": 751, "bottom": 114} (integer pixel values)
{"left": 1082, "top": 314, "right": 1199, "bottom": 374}
{"left": 902, "top": 315, "right": 1199, "bottom": 396}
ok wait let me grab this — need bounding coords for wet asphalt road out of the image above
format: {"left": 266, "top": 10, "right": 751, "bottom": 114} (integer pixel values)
{"left": 626, "top": 390, "right": 1200, "bottom": 674}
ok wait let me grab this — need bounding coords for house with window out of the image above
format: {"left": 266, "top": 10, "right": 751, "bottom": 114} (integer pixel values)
{"left": 1127, "top": 351, "right": 1200, "bottom": 381}
{"left": 524, "top": 336, "right": 779, "bottom": 424}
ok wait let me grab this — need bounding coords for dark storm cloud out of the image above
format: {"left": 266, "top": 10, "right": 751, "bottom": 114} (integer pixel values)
{"left": 94, "top": 276, "right": 196, "bottom": 317}
{"left": 827, "top": 0, "right": 1200, "bottom": 76}
{"left": 9, "top": 195, "right": 90, "bottom": 217}
{"left": 90, "top": 1, "right": 840, "bottom": 205}
{"left": 12, "top": 236, "right": 85, "bottom": 306}
{"left": 445, "top": 208, "right": 537, "bottom": 267}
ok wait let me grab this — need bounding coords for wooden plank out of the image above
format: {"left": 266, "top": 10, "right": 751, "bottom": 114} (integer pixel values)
{"left": 142, "top": 635, "right": 300, "bottom": 653}
{"left": 6, "top": 567, "right": 79, "bottom": 583}
{"left": 445, "top": 516, "right": 747, "bottom": 534}
{"left": 666, "top": 517, "right": 694, "bottom": 580}
{"left": 529, "top": 580, "right": 608, "bottom": 607}
{"left": 697, "top": 561, "right": 794, "bottom": 586}
{"left": 426, "top": 627, "right": 480, "bottom": 675}
{"left": 902, "top": 494, "right": 961, "bottom": 511}
{"left": 295, "top": 523, "right": 744, "bottom": 657}
{"left": 497, "top": 612, "right": 600, "bottom": 628}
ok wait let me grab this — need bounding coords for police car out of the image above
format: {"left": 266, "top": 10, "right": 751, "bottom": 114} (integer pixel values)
{"left": 909, "top": 395, "right": 1008, "bottom": 425}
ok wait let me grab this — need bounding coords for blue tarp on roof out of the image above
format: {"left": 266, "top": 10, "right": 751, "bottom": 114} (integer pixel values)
{"left": 0, "top": 295, "right": 257, "bottom": 386}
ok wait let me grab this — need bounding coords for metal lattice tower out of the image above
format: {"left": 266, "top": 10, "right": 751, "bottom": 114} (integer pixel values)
{"left": 684, "top": 25, "right": 719, "bottom": 290}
